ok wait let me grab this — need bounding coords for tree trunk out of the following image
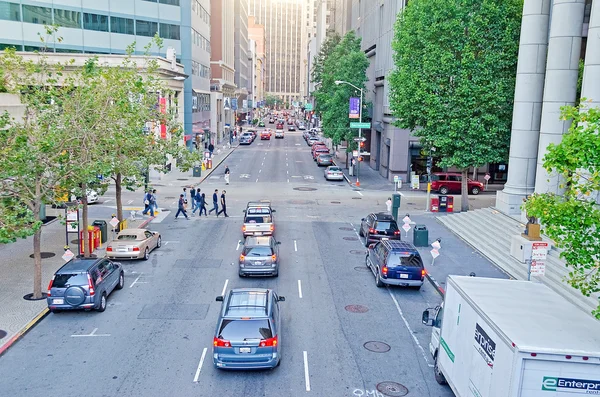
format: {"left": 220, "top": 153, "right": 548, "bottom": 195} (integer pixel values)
{"left": 32, "top": 202, "right": 43, "bottom": 299}
{"left": 81, "top": 183, "right": 91, "bottom": 257}
{"left": 115, "top": 172, "right": 123, "bottom": 223}
{"left": 461, "top": 169, "right": 469, "bottom": 212}
{"left": 472, "top": 167, "right": 477, "bottom": 180}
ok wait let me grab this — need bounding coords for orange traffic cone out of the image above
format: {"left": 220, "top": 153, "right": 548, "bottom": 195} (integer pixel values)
{"left": 356, "top": 179, "right": 360, "bottom": 187}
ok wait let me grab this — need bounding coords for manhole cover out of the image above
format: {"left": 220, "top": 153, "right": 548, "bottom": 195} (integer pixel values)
{"left": 165, "top": 196, "right": 176, "bottom": 199}
{"left": 152, "top": 184, "right": 165, "bottom": 187}
{"left": 71, "top": 239, "right": 80, "bottom": 245}
{"left": 345, "top": 304, "right": 369, "bottom": 313}
{"left": 352, "top": 197, "right": 362, "bottom": 200}
{"left": 407, "top": 202, "right": 415, "bottom": 205}
{"left": 364, "top": 341, "right": 391, "bottom": 353}
{"left": 350, "top": 250, "right": 364, "bottom": 255}
{"left": 0, "top": 330, "right": 7, "bottom": 339}
{"left": 339, "top": 227, "right": 354, "bottom": 231}
{"left": 377, "top": 382, "right": 408, "bottom": 397}
{"left": 29, "top": 252, "right": 56, "bottom": 259}
{"left": 23, "top": 292, "right": 48, "bottom": 301}
{"left": 177, "top": 178, "right": 189, "bottom": 181}
{"left": 331, "top": 201, "right": 341, "bottom": 204}
{"left": 343, "top": 236, "right": 358, "bottom": 241}
{"left": 293, "top": 187, "right": 317, "bottom": 191}
{"left": 354, "top": 266, "right": 371, "bottom": 272}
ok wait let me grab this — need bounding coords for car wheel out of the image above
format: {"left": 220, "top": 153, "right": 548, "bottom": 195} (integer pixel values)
{"left": 359, "top": 227, "right": 364, "bottom": 237}
{"left": 434, "top": 356, "right": 447, "bottom": 385}
{"left": 156, "top": 236, "right": 162, "bottom": 248}
{"left": 375, "top": 271, "right": 384, "bottom": 288}
{"left": 116, "top": 272, "right": 124, "bottom": 290}
{"left": 143, "top": 248, "right": 149, "bottom": 261}
{"left": 238, "top": 271, "right": 245, "bottom": 278}
{"left": 439, "top": 186, "right": 449, "bottom": 195}
{"left": 471, "top": 187, "right": 480, "bottom": 195}
{"left": 364, "top": 235, "right": 370, "bottom": 247}
{"left": 97, "top": 293, "right": 107, "bottom": 312}
{"left": 365, "top": 255, "right": 370, "bottom": 268}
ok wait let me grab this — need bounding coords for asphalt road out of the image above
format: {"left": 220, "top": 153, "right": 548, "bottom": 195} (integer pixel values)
{"left": 0, "top": 127, "right": 454, "bottom": 397}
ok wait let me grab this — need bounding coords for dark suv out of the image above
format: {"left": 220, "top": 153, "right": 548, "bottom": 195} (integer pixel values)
{"left": 47, "top": 258, "right": 124, "bottom": 313}
{"left": 213, "top": 288, "right": 285, "bottom": 369}
{"left": 359, "top": 212, "right": 401, "bottom": 246}
{"left": 365, "top": 240, "right": 425, "bottom": 289}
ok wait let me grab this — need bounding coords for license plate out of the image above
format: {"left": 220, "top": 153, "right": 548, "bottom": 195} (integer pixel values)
{"left": 53, "top": 299, "right": 64, "bottom": 304}
{"left": 118, "top": 248, "right": 127, "bottom": 252}
{"left": 399, "top": 274, "right": 409, "bottom": 279}
{"left": 254, "top": 232, "right": 262, "bottom": 236}
{"left": 255, "top": 261, "right": 262, "bottom": 266}
{"left": 239, "top": 347, "right": 251, "bottom": 353}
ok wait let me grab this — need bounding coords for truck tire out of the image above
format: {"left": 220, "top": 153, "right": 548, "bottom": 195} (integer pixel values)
{"left": 434, "top": 356, "right": 447, "bottom": 385}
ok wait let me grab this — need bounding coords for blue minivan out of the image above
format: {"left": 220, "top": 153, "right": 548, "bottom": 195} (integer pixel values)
{"left": 213, "top": 288, "right": 285, "bottom": 369}
{"left": 366, "top": 240, "right": 425, "bottom": 289}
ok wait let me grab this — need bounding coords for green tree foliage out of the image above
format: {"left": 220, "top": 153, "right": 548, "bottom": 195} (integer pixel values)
{"left": 265, "top": 95, "right": 280, "bottom": 108}
{"left": 313, "top": 31, "right": 369, "bottom": 145}
{"left": 389, "top": 0, "right": 522, "bottom": 210}
{"left": 524, "top": 103, "right": 600, "bottom": 318}
{"left": 310, "top": 30, "right": 341, "bottom": 85}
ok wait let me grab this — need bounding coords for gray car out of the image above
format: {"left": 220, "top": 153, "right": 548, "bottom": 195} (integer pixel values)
{"left": 47, "top": 258, "right": 124, "bottom": 313}
{"left": 324, "top": 166, "right": 344, "bottom": 181}
{"left": 316, "top": 154, "right": 334, "bottom": 166}
{"left": 239, "top": 236, "right": 280, "bottom": 277}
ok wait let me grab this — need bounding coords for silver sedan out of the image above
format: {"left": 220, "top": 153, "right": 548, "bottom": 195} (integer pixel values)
{"left": 324, "top": 166, "right": 345, "bottom": 181}
{"left": 106, "top": 228, "right": 161, "bottom": 260}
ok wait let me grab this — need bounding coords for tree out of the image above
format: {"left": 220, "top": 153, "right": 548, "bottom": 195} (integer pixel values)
{"left": 524, "top": 103, "right": 600, "bottom": 319}
{"left": 310, "top": 30, "right": 341, "bottom": 85}
{"left": 389, "top": 0, "right": 522, "bottom": 211}
{"left": 265, "top": 95, "right": 280, "bottom": 108}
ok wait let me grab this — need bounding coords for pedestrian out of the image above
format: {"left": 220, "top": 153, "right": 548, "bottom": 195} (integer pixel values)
{"left": 208, "top": 189, "right": 219, "bottom": 216}
{"left": 199, "top": 192, "right": 208, "bottom": 216}
{"left": 217, "top": 190, "right": 229, "bottom": 217}
{"left": 386, "top": 197, "right": 392, "bottom": 213}
{"left": 152, "top": 189, "right": 159, "bottom": 212}
{"left": 190, "top": 188, "right": 197, "bottom": 212}
{"left": 208, "top": 142, "right": 214, "bottom": 157}
{"left": 224, "top": 165, "right": 230, "bottom": 185}
{"left": 142, "top": 190, "right": 154, "bottom": 217}
{"left": 192, "top": 188, "right": 202, "bottom": 215}
{"left": 175, "top": 194, "right": 189, "bottom": 220}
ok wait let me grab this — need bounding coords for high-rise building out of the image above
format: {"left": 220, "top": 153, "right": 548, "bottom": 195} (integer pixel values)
{"left": 233, "top": 0, "right": 249, "bottom": 119}
{"left": 248, "top": 0, "right": 304, "bottom": 105}
{"left": 248, "top": 16, "right": 266, "bottom": 106}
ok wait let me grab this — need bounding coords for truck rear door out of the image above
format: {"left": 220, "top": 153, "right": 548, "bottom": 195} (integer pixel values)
{"left": 518, "top": 357, "right": 600, "bottom": 397}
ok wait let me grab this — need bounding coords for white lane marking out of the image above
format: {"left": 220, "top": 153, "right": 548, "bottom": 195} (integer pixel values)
{"left": 388, "top": 289, "right": 434, "bottom": 367}
{"left": 221, "top": 279, "right": 229, "bottom": 296}
{"left": 303, "top": 351, "right": 311, "bottom": 391}
{"left": 193, "top": 347, "right": 208, "bottom": 383}
{"left": 262, "top": 162, "right": 264, "bottom": 166}
{"left": 103, "top": 199, "right": 113, "bottom": 204}
{"left": 350, "top": 222, "right": 363, "bottom": 242}
{"left": 129, "top": 273, "right": 143, "bottom": 288}
{"left": 256, "top": 178, "right": 259, "bottom": 183}
{"left": 127, "top": 199, "right": 133, "bottom": 205}
{"left": 294, "top": 240, "right": 298, "bottom": 252}
{"left": 259, "top": 169, "right": 262, "bottom": 173}
{"left": 236, "top": 240, "right": 241, "bottom": 251}
{"left": 71, "top": 328, "right": 110, "bottom": 337}
{"left": 298, "top": 280, "right": 303, "bottom": 298}
{"left": 287, "top": 179, "right": 289, "bottom": 183}
{"left": 356, "top": 191, "right": 364, "bottom": 196}
{"left": 287, "top": 170, "right": 289, "bottom": 174}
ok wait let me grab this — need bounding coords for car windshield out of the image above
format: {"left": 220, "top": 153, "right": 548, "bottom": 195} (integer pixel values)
{"left": 328, "top": 167, "right": 342, "bottom": 172}
{"left": 243, "top": 246, "right": 273, "bottom": 256}
{"left": 319, "top": 155, "right": 332, "bottom": 159}
{"left": 218, "top": 319, "right": 273, "bottom": 340}
{"left": 375, "top": 221, "right": 398, "bottom": 232}
{"left": 117, "top": 234, "right": 139, "bottom": 240}
{"left": 387, "top": 254, "right": 423, "bottom": 268}
{"left": 53, "top": 273, "right": 87, "bottom": 288}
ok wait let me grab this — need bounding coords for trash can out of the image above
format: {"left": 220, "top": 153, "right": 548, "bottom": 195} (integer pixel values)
{"left": 92, "top": 220, "right": 107, "bottom": 244}
{"left": 193, "top": 166, "right": 202, "bottom": 177}
{"left": 413, "top": 224, "right": 429, "bottom": 247}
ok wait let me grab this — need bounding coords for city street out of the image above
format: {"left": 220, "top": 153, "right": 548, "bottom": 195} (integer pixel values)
{"left": 0, "top": 129, "right": 454, "bottom": 396}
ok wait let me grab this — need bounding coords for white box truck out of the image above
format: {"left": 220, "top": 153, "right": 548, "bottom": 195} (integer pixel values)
{"left": 422, "top": 276, "right": 600, "bottom": 397}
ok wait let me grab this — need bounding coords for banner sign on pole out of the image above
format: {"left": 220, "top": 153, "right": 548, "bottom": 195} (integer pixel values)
{"left": 349, "top": 97, "right": 360, "bottom": 119}
{"left": 231, "top": 98, "right": 238, "bottom": 110}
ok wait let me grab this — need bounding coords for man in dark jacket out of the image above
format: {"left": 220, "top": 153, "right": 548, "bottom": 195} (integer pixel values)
{"left": 217, "top": 190, "right": 229, "bottom": 217}
{"left": 174, "top": 194, "right": 189, "bottom": 220}
{"left": 208, "top": 189, "right": 219, "bottom": 216}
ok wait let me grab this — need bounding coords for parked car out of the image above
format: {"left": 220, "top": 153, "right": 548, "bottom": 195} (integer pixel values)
{"left": 47, "top": 257, "right": 124, "bottom": 313}
{"left": 239, "top": 236, "right": 281, "bottom": 277}
{"left": 240, "top": 133, "right": 253, "bottom": 145}
{"left": 247, "top": 129, "right": 257, "bottom": 141}
{"left": 288, "top": 125, "right": 296, "bottom": 131}
{"left": 316, "top": 154, "right": 334, "bottom": 166}
{"left": 324, "top": 166, "right": 344, "bottom": 181}
{"left": 70, "top": 189, "right": 100, "bottom": 204}
{"left": 106, "top": 228, "right": 161, "bottom": 261}
{"left": 312, "top": 147, "right": 330, "bottom": 160}
{"left": 258, "top": 121, "right": 265, "bottom": 127}
{"left": 308, "top": 137, "right": 321, "bottom": 146}
{"left": 260, "top": 130, "right": 271, "bottom": 140}
{"left": 275, "top": 130, "right": 284, "bottom": 139}
{"left": 359, "top": 212, "right": 401, "bottom": 246}
{"left": 298, "top": 123, "right": 306, "bottom": 130}
{"left": 430, "top": 172, "right": 484, "bottom": 195}
{"left": 366, "top": 240, "right": 425, "bottom": 288}
{"left": 213, "top": 288, "right": 285, "bottom": 369}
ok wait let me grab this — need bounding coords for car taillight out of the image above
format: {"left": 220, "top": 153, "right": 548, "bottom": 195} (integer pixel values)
{"left": 240, "top": 254, "right": 245, "bottom": 261}
{"left": 421, "top": 269, "right": 426, "bottom": 278}
{"left": 87, "top": 274, "right": 95, "bottom": 296}
{"left": 382, "top": 266, "right": 388, "bottom": 276}
{"left": 132, "top": 247, "right": 140, "bottom": 251}
{"left": 47, "top": 276, "right": 54, "bottom": 296}
{"left": 242, "top": 225, "right": 247, "bottom": 232}
{"left": 394, "top": 230, "right": 400, "bottom": 235}
{"left": 213, "top": 337, "right": 231, "bottom": 347}
{"left": 260, "top": 336, "right": 278, "bottom": 347}
{"left": 270, "top": 224, "right": 274, "bottom": 232}
{"left": 106, "top": 246, "right": 113, "bottom": 252}
{"left": 271, "top": 254, "right": 277, "bottom": 261}
{"left": 369, "top": 228, "right": 375, "bottom": 233}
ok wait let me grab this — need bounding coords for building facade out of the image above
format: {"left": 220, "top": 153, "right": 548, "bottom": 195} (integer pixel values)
{"left": 249, "top": 0, "right": 303, "bottom": 105}
{"left": 210, "top": 0, "right": 236, "bottom": 144}
{"left": 248, "top": 15, "right": 266, "bottom": 108}
{"left": 233, "top": 0, "right": 249, "bottom": 121}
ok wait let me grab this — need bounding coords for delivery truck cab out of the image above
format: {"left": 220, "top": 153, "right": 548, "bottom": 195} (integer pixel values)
{"left": 422, "top": 276, "right": 600, "bottom": 397}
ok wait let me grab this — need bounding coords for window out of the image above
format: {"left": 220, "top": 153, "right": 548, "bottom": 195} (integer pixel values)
{"left": 0, "top": 43, "right": 20, "bottom": 51}
{"left": 375, "top": 221, "right": 398, "bottom": 232}
{"left": 52, "top": 273, "right": 87, "bottom": 288}
{"left": 136, "top": 19, "right": 158, "bottom": 37}
{"left": 83, "top": 13, "right": 108, "bottom": 32}
{"left": 387, "top": 254, "right": 423, "bottom": 267}
{"left": 53, "top": 8, "right": 81, "bottom": 28}
{"left": 243, "top": 246, "right": 273, "bottom": 257}
{"left": 55, "top": 48, "right": 83, "bottom": 53}
{"left": 159, "top": 0, "right": 180, "bottom": 5}
{"left": 22, "top": 5, "right": 51, "bottom": 25}
{"left": 159, "top": 23, "right": 180, "bottom": 40}
{"left": 218, "top": 319, "right": 272, "bottom": 340}
{"left": 0, "top": 2, "right": 20, "bottom": 22}
{"left": 111, "top": 16, "right": 134, "bottom": 35}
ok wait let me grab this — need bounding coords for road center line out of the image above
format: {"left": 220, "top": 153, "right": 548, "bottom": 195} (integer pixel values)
{"left": 259, "top": 169, "right": 262, "bottom": 173}
{"left": 303, "top": 351, "right": 311, "bottom": 391}
{"left": 221, "top": 279, "right": 229, "bottom": 296}
{"left": 256, "top": 178, "right": 259, "bottom": 183}
{"left": 129, "top": 273, "right": 143, "bottom": 288}
{"left": 298, "top": 280, "right": 303, "bottom": 298}
{"left": 236, "top": 240, "right": 241, "bottom": 251}
{"left": 356, "top": 191, "right": 364, "bottom": 196}
{"left": 193, "top": 347, "right": 208, "bottom": 383}
{"left": 294, "top": 240, "right": 298, "bottom": 251}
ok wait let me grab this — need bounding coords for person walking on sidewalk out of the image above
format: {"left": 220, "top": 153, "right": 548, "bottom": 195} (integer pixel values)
{"left": 208, "top": 189, "right": 219, "bottom": 215}
{"left": 224, "top": 165, "right": 230, "bottom": 185}
{"left": 217, "top": 190, "right": 229, "bottom": 217}
{"left": 142, "top": 190, "right": 155, "bottom": 217}
{"left": 199, "top": 192, "right": 208, "bottom": 216}
{"left": 386, "top": 197, "right": 392, "bottom": 213}
{"left": 208, "top": 142, "right": 214, "bottom": 157}
{"left": 152, "top": 189, "right": 159, "bottom": 212}
{"left": 175, "top": 194, "right": 189, "bottom": 220}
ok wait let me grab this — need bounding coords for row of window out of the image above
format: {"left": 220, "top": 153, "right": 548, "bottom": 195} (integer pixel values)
{"left": 191, "top": 0, "right": 210, "bottom": 26}
{"left": 0, "top": 2, "right": 180, "bottom": 39}
{"left": 192, "top": 92, "right": 210, "bottom": 113}
{"left": 191, "top": 60, "right": 210, "bottom": 79}
{"left": 142, "top": 0, "right": 180, "bottom": 5}
{"left": 192, "top": 28, "right": 210, "bottom": 52}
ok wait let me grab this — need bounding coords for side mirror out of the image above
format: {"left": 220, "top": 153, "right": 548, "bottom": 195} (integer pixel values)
{"left": 422, "top": 309, "right": 430, "bottom": 325}
{"left": 216, "top": 296, "right": 224, "bottom": 302}
{"left": 277, "top": 241, "right": 281, "bottom": 245}
{"left": 243, "top": 209, "right": 246, "bottom": 213}
{"left": 271, "top": 209, "right": 276, "bottom": 213}
{"left": 361, "top": 218, "right": 366, "bottom": 222}
{"left": 278, "top": 296, "right": 286, "bottom": 302}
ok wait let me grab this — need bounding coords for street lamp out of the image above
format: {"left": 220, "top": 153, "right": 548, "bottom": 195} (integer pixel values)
{"left": 335, "top": 80, "right": 363, "bottom": 187}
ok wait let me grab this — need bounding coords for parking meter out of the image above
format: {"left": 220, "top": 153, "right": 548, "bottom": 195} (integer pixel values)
{"left": 392, "top": 192, "right": 401, "bottom": 222}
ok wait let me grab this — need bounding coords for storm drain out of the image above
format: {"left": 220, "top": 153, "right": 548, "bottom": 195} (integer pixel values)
{"left": 0, "top": 330, "right": 7, "bottom": 339}
{"left": 352, "top": 197, "right": 362, "bottom": 200}
{"left": 350, "top": 250, "right": 365, "bottom": 255}
{"left": 165, "top": 196, "right": 176, "bottom": 199}
{"left": 343, "top": 236, "right": 358, "bottom": 241}
{"left": 364, "top": 341, "right": 391, "bottom": 353}
{"left": 377, "top": 382, "right": 409, "bottom": 397}
{"left": 177, "top": 178, "right": 189, "bottom": 181}
{"left": 29, "top": 252, "right": 56, "bottom": 259}
{"left": 339, "top": 227, "right": 354, "bottom": 231}
{"left": 331, "top": 201, "right": 341, "bottom": 204}
{"left": 345, "top": 304, "right": 369, "bottom": 313}
{"left": 293, "top": 187, "right": 317, "bottom": 191}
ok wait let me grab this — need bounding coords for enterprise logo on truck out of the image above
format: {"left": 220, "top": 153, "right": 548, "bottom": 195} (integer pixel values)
{"left": 474, "top": 323, "right": 496, "bottom": 368}
{"left": 542, "top": 377, "right": 600, "bottom": 394}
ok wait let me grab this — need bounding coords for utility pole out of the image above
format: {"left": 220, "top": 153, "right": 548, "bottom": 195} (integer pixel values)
{"left": 335, "top": 80, "right": 363, "bottom": 187}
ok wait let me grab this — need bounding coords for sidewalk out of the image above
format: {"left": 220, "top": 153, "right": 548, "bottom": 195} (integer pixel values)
{"left": 0, "top": 142, "right": 239, "bottom": 356}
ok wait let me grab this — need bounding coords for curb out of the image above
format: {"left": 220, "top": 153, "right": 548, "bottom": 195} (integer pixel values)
{"left": 332, "top": 160, "right": 356, "bottom": 187}
{"left": 425, "top": 273, "right": 445, "bottom": 297}
{"left": 138, "top": 217, "right": 153, "bottom": 229}
{"left": 194, "top": 145, "right": 239, "bottom": 187}
{"left": 0, "top": 307, "right": 49, "bottom": 357}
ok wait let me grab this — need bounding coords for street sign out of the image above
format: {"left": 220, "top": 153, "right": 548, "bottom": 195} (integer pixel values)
{"left": 360, "top": 152, "right": 371, "bottom": 156}
{"left": 109, "top": 217, "right": 120, "bottom": 228}
{"left": 402, "top": 215, "right": 411, "bottom": 224}
{"left": 350, "top": 122, "right": 371, "bottom": 129}
{"left": 530, "top": 260, "right": 546, "bottom": 276}
{"left": 394, "top": 175, "right": 400, "bottom": 183}
{"left": 353, "top": 137, "right": 367, "bottom": 142}
{"left": 430, "top": 248, "right": 440, "bottom": 259}
{"left": 352, "top": 150, "right": 359, "bottom": 157}
{"left": 532, "top": 242, "right": 548, "bottom": 261}
{"left": 484, "top": 174, "right": 491, "bottom": 181}
{"left": 431, "top": 240, "right": 441, "bottom": 250}
{"left": 62, "top": 249, "right": 75, "bottom": 262}
{"left": 402, "top": 223, "right": 411, "bottom": 233}
{"left": 304, "top": 103, "right": 313, "bottom": 111}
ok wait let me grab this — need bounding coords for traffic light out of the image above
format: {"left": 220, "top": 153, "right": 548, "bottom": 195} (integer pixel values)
{"left": 359, "top": 141, "right": 365, "bottom": 149}
{"left": 358, "top": 156, "right": 363, "bottom": 162}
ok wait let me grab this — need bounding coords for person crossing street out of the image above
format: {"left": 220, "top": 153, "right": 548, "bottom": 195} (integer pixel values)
{"left": 208, "top": 189, "right": 219, "bottom": 216}
{"left": 224, "top": 165, "right": 230, "bottom": 185}
{"left": 217, "top": 190, "right": 228, "bottom": 217}
{"left": 174, "top": 194, "right": 189, "bottom": 220}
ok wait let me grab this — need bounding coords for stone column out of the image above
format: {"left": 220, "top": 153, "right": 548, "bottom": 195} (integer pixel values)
{"left": 534, "top": 0, "right": 586, "bottom": 194}
{"left": 581, "top": 0, "right": 600, "bottom": 107}
{"left": 496, "top": 0, "right": 551, "bottom": 215}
